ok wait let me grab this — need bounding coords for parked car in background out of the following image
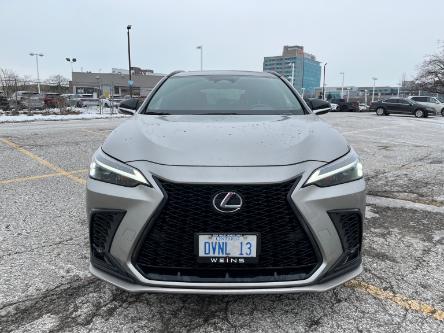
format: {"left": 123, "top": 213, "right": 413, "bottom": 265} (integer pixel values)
{"left": 101, "top": 97, "right": 125, "bottom": 108}
{"left": 9, "top": 91, "right": 44, "bottom": 110}
{"left": 43, "top": 92, "right": 65, "bottom": 108}
{"left": 0, "top": 92, "right": 10, "bottom": 110}
{"left": 61, "top": 94, "right": 84, "bottom": 107}
{"left": 329, "top": 98, "right": 359, "bottom": 112}
{"left": 407, "top": 96, "right": 444, "bottom": 117}
{"left": 370, "top": 97, "right": 436, "bottom": 118}
{"left": 359, "top": 103, "right": 369, "bottom": 112}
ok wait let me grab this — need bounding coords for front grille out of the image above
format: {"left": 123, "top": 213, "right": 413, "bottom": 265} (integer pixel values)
{"left": 134, "top": 178, "right": 320, "bottom": 282}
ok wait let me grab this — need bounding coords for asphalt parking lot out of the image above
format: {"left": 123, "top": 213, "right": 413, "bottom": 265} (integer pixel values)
{"left": 0, "top": 112, "right": 443, "bottom": 332}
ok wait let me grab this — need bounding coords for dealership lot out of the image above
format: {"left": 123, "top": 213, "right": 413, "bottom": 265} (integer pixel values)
{"left": 0, "top": 113, "right": 443, "bottom": 332}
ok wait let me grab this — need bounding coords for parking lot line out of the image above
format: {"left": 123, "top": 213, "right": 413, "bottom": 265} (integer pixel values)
{"left": 346, "top": 280, "right": 444, "bottom": 321}
{"left": 0, "top": 169, "right": 88, "bottom": 185}
{"left": 0, "top": 138, "right": 86, "bottom": 185}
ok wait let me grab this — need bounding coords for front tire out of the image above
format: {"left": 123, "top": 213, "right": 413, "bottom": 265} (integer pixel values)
{"left": 441, "top": 108, "right": 444, "bottom": 117}
{"left": 376, "top": 107, "right": 385, "bottom": 116}
{"left": 414, "top": 109, "right": 424, "bottom": 118}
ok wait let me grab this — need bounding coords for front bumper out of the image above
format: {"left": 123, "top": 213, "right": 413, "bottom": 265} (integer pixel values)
{"left": 90, "top": 262, "right": 363, "bottom": 294}
{"left": 87, "top": 160, "right": 366, "bottom": 293}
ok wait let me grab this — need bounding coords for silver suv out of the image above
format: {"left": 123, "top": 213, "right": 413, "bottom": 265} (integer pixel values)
{"left": 408, "top": 96, "right": 444, "bottom": 116}
{"left": 9, "top": 91, "right": 44, "bottom": 110}
{"left": 87, "top": 71, "right": 366, "bottom": 294}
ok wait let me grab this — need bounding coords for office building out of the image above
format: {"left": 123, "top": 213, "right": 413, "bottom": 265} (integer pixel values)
{"left": 263, "top": 45, "right": 321, "bottom": 94}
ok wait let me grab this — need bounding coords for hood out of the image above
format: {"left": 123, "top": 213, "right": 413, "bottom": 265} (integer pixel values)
{"left": 102, "top": 114, "right": 349, "bottom": 167}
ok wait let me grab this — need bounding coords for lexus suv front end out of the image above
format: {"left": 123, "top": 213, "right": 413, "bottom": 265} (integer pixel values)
{"left": 86, "top": 70, "right": 366, "bottom": 294}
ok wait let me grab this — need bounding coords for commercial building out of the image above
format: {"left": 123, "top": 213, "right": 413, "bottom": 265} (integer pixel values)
{"left": 263, "top": 45, "right": 321, "bottom": 94}
{"left": 313, "top": 86, "right": 402, "bottom": 102}
{"left": 69, "top": 68, "right": 164, "bottom": 98}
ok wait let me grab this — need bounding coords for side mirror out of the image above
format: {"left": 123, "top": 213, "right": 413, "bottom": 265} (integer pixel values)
{"left": 305, "top": 98, "right": 331, "bottom": 115}
{"left": 118, "top": 98, "right": 139, "bottom": 115}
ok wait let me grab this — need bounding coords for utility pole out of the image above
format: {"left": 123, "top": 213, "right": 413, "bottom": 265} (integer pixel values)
{"left": 371, "top": 77, "right": 378, "bottom": 103}
{"left": 29, "top": 52, "right": 44, "bottom": 94}
{"left": 127, "top": 25, "right": 133, "bottom": 97}
{"left": 340, "top": 72, "right": 345, "bottom": 98}
{"left": 322, "top": 63, "right": 327, "bottom": 100}
{"left": 196, "top": 45, "right": 203, "bottom": 71}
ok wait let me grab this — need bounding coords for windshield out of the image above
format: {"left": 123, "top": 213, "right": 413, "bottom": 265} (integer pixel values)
{"left": 144, "top": 75, "right": 305, "bottom": 115}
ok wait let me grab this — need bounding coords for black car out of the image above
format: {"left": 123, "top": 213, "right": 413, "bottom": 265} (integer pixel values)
{"left": 330, "top": 98, "right": 359, "bottom": 112}
{"left": 0, "top": 92, "right": 10, "bottom": 111}
{"left": 369, "top": 97, "right": 435, "bottom": 118}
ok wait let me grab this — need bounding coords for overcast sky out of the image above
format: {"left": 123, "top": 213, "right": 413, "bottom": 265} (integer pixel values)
{"left": 1, "top": 0, "right": 443, "bottom": 87}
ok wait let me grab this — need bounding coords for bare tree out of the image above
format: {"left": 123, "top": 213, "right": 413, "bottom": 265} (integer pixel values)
{"left": 44, "top": 75, "right": 69, "bottom": 93}
{"left": 0, "top": 68, "right": 20, "bottom": 97}
{"left": 415, "top": 46, "right": 444, "bottom": 94}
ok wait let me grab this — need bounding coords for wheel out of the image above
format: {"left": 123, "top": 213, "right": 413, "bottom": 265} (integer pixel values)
{"left": 376, "top": 107, "right": 385, "bottom": 116}
{"left": 441, "top": 108, "right": 444, "bottom": 117}
{"left": 414, "top": 109, "right": 424, "bottom": 118}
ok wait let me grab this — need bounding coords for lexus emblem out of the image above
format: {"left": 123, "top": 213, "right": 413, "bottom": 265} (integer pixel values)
{"left": 212, "top": 192, "right": 243, "bottom": 213}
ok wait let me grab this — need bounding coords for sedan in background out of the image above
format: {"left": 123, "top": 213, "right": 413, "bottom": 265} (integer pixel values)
{"left": 370, "top": 97, "right": 435, "bottom": 118}
{"left": 329, "top": 98, "right": 359, "bottom": 112}
{"left": 359, "top": 103, "right": 369, "bottom": 112}
{"left": 61, "top": 94, "right": 84, "bottom": 107}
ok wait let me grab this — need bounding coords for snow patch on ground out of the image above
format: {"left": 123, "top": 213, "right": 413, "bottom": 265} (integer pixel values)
{"left": 0, "top": 107, "right": 129, "bottom": 123}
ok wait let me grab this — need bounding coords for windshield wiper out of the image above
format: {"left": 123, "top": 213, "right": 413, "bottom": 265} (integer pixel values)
{"left": 196, "top": 112, "right": 240, "bottom": 115}
{"left": 144, "top": 111, "right": 171, "bottom": 115}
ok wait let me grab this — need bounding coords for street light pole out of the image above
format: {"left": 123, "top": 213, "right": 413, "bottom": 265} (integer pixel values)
{"left": 288, "top": 62, "right": 295, "bottom": 87}
{"left": 371, "top": 77, "right": 378, "bottom": 102}
{"left": 65, "top": 57, "right": 77, "bottom": 74}
{"left": 322, "top": 62, "right": 327, "bottom": 100}
{"left": 196, "top": 45, "right": 203, "bottom": 71}
{"left": 127, "top": 25, "right": 133, "bottom": 97}
{"left": 29, "top": 52, "right": 44, "bottom": 94}
{"left": 96, "top": 75, "right": 102, "bottom": 114}
{"left": 340, "top": 72, "right": 345, "bottom": 98}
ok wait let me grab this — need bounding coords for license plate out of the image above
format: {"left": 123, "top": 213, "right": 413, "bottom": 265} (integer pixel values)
{"left": 196, "top": 234, "right": 258, "bottom": 264}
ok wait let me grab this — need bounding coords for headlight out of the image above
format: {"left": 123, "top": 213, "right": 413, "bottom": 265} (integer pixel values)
{"left": 304, "top": 150, "right": 363, "bottom": 187}
{"left": 89, "top": 149, "right": 151, "bottom": 187}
